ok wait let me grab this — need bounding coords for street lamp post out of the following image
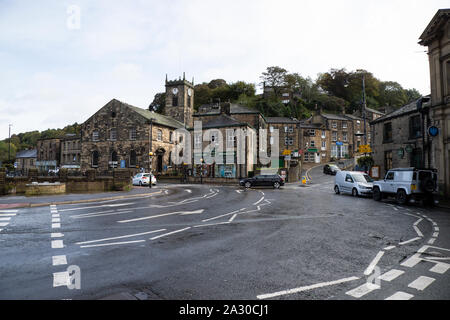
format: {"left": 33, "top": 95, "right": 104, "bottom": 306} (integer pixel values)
{"left": 149, "top": 118, "right": 154, "bottom": 189}
{"left": 200, "top": 158, "right": 204, "bottom": 184}
{"left": 148, "top": 152, "right": 154, "bottom": 188}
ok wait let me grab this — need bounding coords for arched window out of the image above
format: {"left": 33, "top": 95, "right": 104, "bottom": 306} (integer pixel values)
{"left": 130, "top": 150, "right": 137, "bottom": 167}
{"left": 157, "top": 129, "right": 163, "bottom": 141}
{"left": 92, "top": 151, "right": 99, "bottom": 167}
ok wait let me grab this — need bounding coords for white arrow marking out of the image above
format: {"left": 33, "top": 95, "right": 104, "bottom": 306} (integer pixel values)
{"left": 117, "top": 209, "right": 204, "bottom": 223}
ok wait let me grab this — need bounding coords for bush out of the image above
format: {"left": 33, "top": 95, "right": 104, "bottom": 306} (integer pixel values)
{"left": 357, "top": 156, "right": 374, "bottom": 168}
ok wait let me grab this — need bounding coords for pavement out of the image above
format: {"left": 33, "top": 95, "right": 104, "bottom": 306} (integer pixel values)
{"left": 0, "top": 167, "right": 449, "bottom": 300}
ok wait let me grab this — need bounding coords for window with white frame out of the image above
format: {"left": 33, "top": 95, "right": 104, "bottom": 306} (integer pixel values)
{"left": 194, "top": 133, "right": 202, "bottom": 148}
{"left": 304, "top": 152, "right": 309, "bottom": 162}
{"left": 227, "top": 130, "right": 235, "bottom": 148}
{"left": 321, "top": 130, "right": 326, "bottom": 138}
{"left": 129, "top": 128, "right": 137, "bottom": 140}
{"left": 110, "top": 128, "right": 117, "bottom": 141}
{"left": 92, "top": 131, "right": 99, "bottom": 141}
{"left": 331, "top": 145, "right": 338, "bottom": 157}
{"left": 269, "top": 126, "right": 274, "bottom": 133}
{"left": 342, "top": 121, "right": 348, "bottom": 129}
{"left": 288, "top": 138, "right": 293, "bottom": 145}
{"left": 332, "top": 121, "right": 337, "bottom": 129}
{"left": 288, "top": 126, "right": 294, "bottom": 133}
{"left": 343, "top": 132, "right": 348, "bottom": 142}
{"left": 157, "top": 129, "right": 162, "bottom": 141}
{"left": 270, "top": 137, "right": 274, "bottom": 145}
{"left": 321, "top": 141, "right": 326, "bottom": 150}
{"left": 284, "top": 126, "right": 288, "bottom": 133}
{"left": 332, "top": 131, "right": 337, "bottom": 141}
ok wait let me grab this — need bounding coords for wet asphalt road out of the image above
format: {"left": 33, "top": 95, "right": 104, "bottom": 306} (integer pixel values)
{"left": 0, "top": 165, "right": 449, "bottom": 300}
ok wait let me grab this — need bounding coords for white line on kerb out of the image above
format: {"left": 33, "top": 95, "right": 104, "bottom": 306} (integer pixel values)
{"left": 76, "top": 229, "right": 166, "bottom": 245}
{"left": 80, "top": 240, "right": 146, "bottom": 248}
{"left": 257, "top": 276, "right": 360, "bottom": 300}
{"left": 150, "top": 227, "right": 191, "bottom": 240}
{"left": 364, "top": 251, "right": 385, "bottom": 276}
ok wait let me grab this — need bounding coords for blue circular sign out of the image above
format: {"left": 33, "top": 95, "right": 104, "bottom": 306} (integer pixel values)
{"left": 428, "top": 126, "right": 439, "bottom": 137}
{"left": 336, "top": 141, "right": 343, "bottom": 146}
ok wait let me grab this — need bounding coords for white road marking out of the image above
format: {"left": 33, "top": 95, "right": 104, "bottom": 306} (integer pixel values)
{"left": 0, "top": 217, "right": 11, "bottom": 221}
{"left": 205, "top": 193, "right": 218, "bottom": 199}
{"left": 0, "top": 213, "right": 16, "bottom": 216}
{"left": 378, "top": 269, "right": 404, "bottom": 282}
{"left": 346, "top": 283, "right": 380, "bottom": 298}
{"left": 51, "top": 210, "right": 58, "bottom": 214}
{"left": 0, "top": 222, "right": 9, "bottom": 227}
{"left": 408, "top": 276, "right": 435, "bottom": 291}
{"left": 52, "top": 218, "right": 61, "bottom": 223}
{"left": 52, "top": 255, "right": 67, "bottom": 266}
{"left": 434, "top": 227, "right": 439, "bottom": 232}
{"left": 393, "top": 207, "right": 399, "bottom": 211}
{"left": 0, "top": 229, "right": 2, "bottom": 232}
{"left": 236, "top": 190, "right": 242, "bottom": 194}
{"left": 364, "top": 251, "right": 385, "bottom": 276}
{"left": 52, "top": 214, "right": 60, "bottom": 218}
{"left": 401, "top": 246, "right": 428, "bottom": 268}
{"left": 0, "top": 210, "right": 18, "bottom": 213}
{"left": 202, "top": 209, "right": 240, "bottom": 222}
{"left": 257, "top": 276, "right": 360, "bottom": 300}
{"left": 118, "top": 210, "right": 204, "bottom": 223}
{"left": 429, "top": 262, "right": 450, "bottom": 274}
{"left": 194, "top": 222, "right": 231, "bottom": 228}
{"left": 253, "top": 196, "right": 265, "bottom": 206}
{"left": 76, "top": 229, "right": 166, "bottom": 245}
{"left": 149, "top": 227, "right": 191, "bottom": 240}
{"left": 413, "top": 218, "right": 423, "bottom": 226}
{"left": 80, "top": 240, "right": 146, "bottom": 248}
{"left": 432, "top": 232, "right": 439, "bottom": 237}
{"left": 72, "top": 210, "right": 133, "bottom": 219}
{"left": 428, "top": 245, "right": 450, "bottom": 252}
{"left": 51, "top": 233, "right": 64, "bottom": 238}
{"left": 51, "top": 240, "right": 64, "bottom": 249}
{"left": 58, "top": 203, "right": 134, "bottom": 212}
{"left": 53, "top": 271, "right": 70, "bottom": 287}
{"left": 185, "top": 189, "right": 192, "bottom": 193}
{"left": 52, "top": 223, "right": 61, "bottom": 229}
{"left": 413, "top": 226, "right": 423, "bottom": 237}
{"left": 428, "top": 238, "right": 436, "bottom": 244}
{"left": 229, "top": 214, "right": 237, "bottom": 222}
{"left": 383, "top": 246, "right": 396, "bottom": 251}
{"left": 385, "top": 291, "right": 414, "bottom": 300}
{"left": 432, "top": 222, "right": 437, "bottom": 226}
{"left": 399, "top": 237, "right": 422, "bottom": 246}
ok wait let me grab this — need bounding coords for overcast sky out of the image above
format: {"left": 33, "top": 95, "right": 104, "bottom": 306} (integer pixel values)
{"left": 0, "top": 0, "right": 447, "bottom": 140}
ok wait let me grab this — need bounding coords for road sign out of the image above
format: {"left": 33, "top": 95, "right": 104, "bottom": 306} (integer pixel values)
{"left": 336, "top": 141, "right": 343, "bottom": 146}
{"left": 428, "top": 126, "right": 439, "bottom": 137}
{"left": 358, "top": 144, "right": 372, "bottom": 153}
{"left": 282, "top": 149, "right": 291, "bottom": 156}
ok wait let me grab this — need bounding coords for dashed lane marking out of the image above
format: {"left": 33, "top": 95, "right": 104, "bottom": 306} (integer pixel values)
{"left": 378, "top": 269, "right": 404, "bottom": 282}
{"left": 384, "top": 246, "right": 396, "bottom": 251}
{"left": 413, "top": 226, "right": 424, "bottom": 237}
{"left": 53, "top": 271, "right": 70, "bottom": 287}
{"left": 0, "top": 217, "right": 11, "bottom": 221}
{"left": 385, "top": 291, "right": 414, "bottom": 300}
{"left": 71, "top": 210, "right": 133, "bottom": 219}
{"left": 0, "top": 213, "right": 16, "bottom": 216}
{"left": 58, "top": 203, "right": 134, "bottom": 212}
{"left": 257, "top": 276, "right": 360, "bottom": 300}
{"left": 0, "top": 222, "right": 9, "bottom": 227}
{"left": 401, "top": 246, "right": 429, "bottom": 268}
{"left": 51, "top": 240, "right": 64, "bottom": 249}
{"left": 52, "top": 223, "right": 61, "bottom": 229}
{"left": 0, "top": 210, "right": 19, "bottom": 213}
{"left": 408, "top": 276, "right": 435, "bottom": 291}
{"left": 413, "top": 218, "right": 423, "bottom": 226}
{"left": 52, "top": 255, "right": 67, "bottom": 266}
{"left": 51, "top": 233, "right": 64, "bottom": 238}
{"left": 194, "top": 221, "right": 231, "bottom": 228}
{"left": 429, "top": 262, "right": 450, "bottom": 274}
{"left": 117, "top": 209, "right": 204, "bottom": 223}
{"left": 346, "top": 283, "right": 380, "bottom": 298}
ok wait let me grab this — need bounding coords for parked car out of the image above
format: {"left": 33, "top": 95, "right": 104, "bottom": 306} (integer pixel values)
{"left": 372, "top": 168, "right": 438, "bottom": 206}
{"left": 239, "top": 175, "right": 285, "bottom": 189}
{"left": 334, "top": 171, "right": 374, "bottom": 197}
{"left": 132, "top": 173, "right": 156, "bottom": 186}
{"left": 324, "top": 164, "right": 341, "bottom": 175}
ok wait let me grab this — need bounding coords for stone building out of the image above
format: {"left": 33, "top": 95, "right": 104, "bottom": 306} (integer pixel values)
{"left": 36, "top": 138, "right": 61, "bottom": 172}
{"left": 309, "top": 112, "right": 356, "bottom": 159}
{"left": 164, "top": 74, "right": 195, "bottom": 128}
{"left": 419, "top": 8, "right": 450, "bottom": 197}
{"left": 15, "top": 149, "right": 37, "bottom": 175}
{"left": 300, "top": 123, "right": 331, "bottom": 164}
{"left": 370, "top": 98, "right": 429, "bottom": 177}
{"left": 80, "top": 99, "right": 183, "bottom": 174}
{"left": 60, "top": 134, "right": 81, "bottom": 169}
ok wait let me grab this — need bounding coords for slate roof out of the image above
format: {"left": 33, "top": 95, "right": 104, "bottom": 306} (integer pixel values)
{"left": 115, "top": 99, "right": 185, "bottom": 129}
{"left": 16, "top": 149, "right": 37, "bottom": 158}
{"left": 419, "top": 9, "right": 450, "bottom": 46}
{"left": 201, "top": 114, "right": 248, "bottom": 129}
{"left": 194, "top": 103, "right": 259, "bottom": 116}
{"left": 266, "top": 117, "right": 300, "bottom": 124}
{"left": 320, "top": 113, "right": 350, "bottom": 121}
{"left": 365, "top": 107, "right": 385, "bottom": 115}
{"left": 371, "top": 96, "right": 430, "bottom": 124}
{"left": 343, "top": 114, "right": 363, "bottom": 121}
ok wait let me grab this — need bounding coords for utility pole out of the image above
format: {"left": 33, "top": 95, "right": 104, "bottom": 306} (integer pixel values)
{"left": 149, "top": 118, "right": 154, "bottom": 188}
{"left": 361, "top": 73, "right": 367, "bottom": 147}
{"left": 8, "top": 124, "right": 12, "bottom": 162}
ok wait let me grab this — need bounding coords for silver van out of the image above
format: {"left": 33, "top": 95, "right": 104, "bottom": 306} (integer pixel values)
{"left": 334, "top": 171, "right": 374, "bottom": 197}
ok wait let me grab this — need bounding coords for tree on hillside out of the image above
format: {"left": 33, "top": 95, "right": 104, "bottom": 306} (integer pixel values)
{"left": 378, "top": 81, "right": 408, "bottom": 108}
{"left": 149, "top": 92, "right": 166, "bottom": 113}
{"left": 260, "top": 66, "right": 288, "bottom": 96}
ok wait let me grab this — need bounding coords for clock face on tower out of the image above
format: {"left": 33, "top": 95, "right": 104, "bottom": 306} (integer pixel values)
{"left": 172, "top": 88, "right": 179, "bottom": 95}
{"left": 187, "top": 88, "right": 193, "bottom": 97}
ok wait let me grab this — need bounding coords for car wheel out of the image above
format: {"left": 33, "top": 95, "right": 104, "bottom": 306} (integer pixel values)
{"left": 273, "top": 182, "right": 280, "bottom": 189}
{"left": 245, "top": 182, "right": 251, "bottom": 189}
{"left": 373, "top": 187, "right": 382, "bottom": 201}
{"left": 334, "top": 185, "right": 340, "bottom": 194}
{"left": 139, "top": 181, "right": 142, "bottom": 187}
{"left": 352, "top": 188, "right": 358, "bottom": 197}
{"left": 396, "top": 189, "right": 408, "bottom": 205}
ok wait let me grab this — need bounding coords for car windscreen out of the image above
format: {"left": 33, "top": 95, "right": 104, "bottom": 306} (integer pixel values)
{"left": 352, "top": 173, "right": 373, "bottom": 183}
{"left": 143, "top": 174, "right": 150, "bottom": 177}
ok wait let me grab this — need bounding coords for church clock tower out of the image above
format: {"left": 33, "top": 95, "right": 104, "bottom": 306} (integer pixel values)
{"left": 164, "top": 73, "right": 194, "bottom": 128}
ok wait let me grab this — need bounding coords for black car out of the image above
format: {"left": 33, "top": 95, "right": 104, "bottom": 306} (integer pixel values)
{"left": 323, "top": 164, "right": 340, "bottom": 175}
{"left": 239, "top": 175, "right": 285, "bottom": 189}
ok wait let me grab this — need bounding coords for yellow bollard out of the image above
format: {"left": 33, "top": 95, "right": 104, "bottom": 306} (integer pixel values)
{"left": 302, "top": 176, "right": 307, "bottom": 184}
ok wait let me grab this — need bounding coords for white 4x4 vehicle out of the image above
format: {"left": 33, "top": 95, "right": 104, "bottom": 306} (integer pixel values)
{"left": 373, "top": 168, "right": 438, "bottom": 205}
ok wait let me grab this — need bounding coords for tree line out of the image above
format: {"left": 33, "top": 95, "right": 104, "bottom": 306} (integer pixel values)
{"left": 150, "top": 66, "right": 422, "bottom": 120}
